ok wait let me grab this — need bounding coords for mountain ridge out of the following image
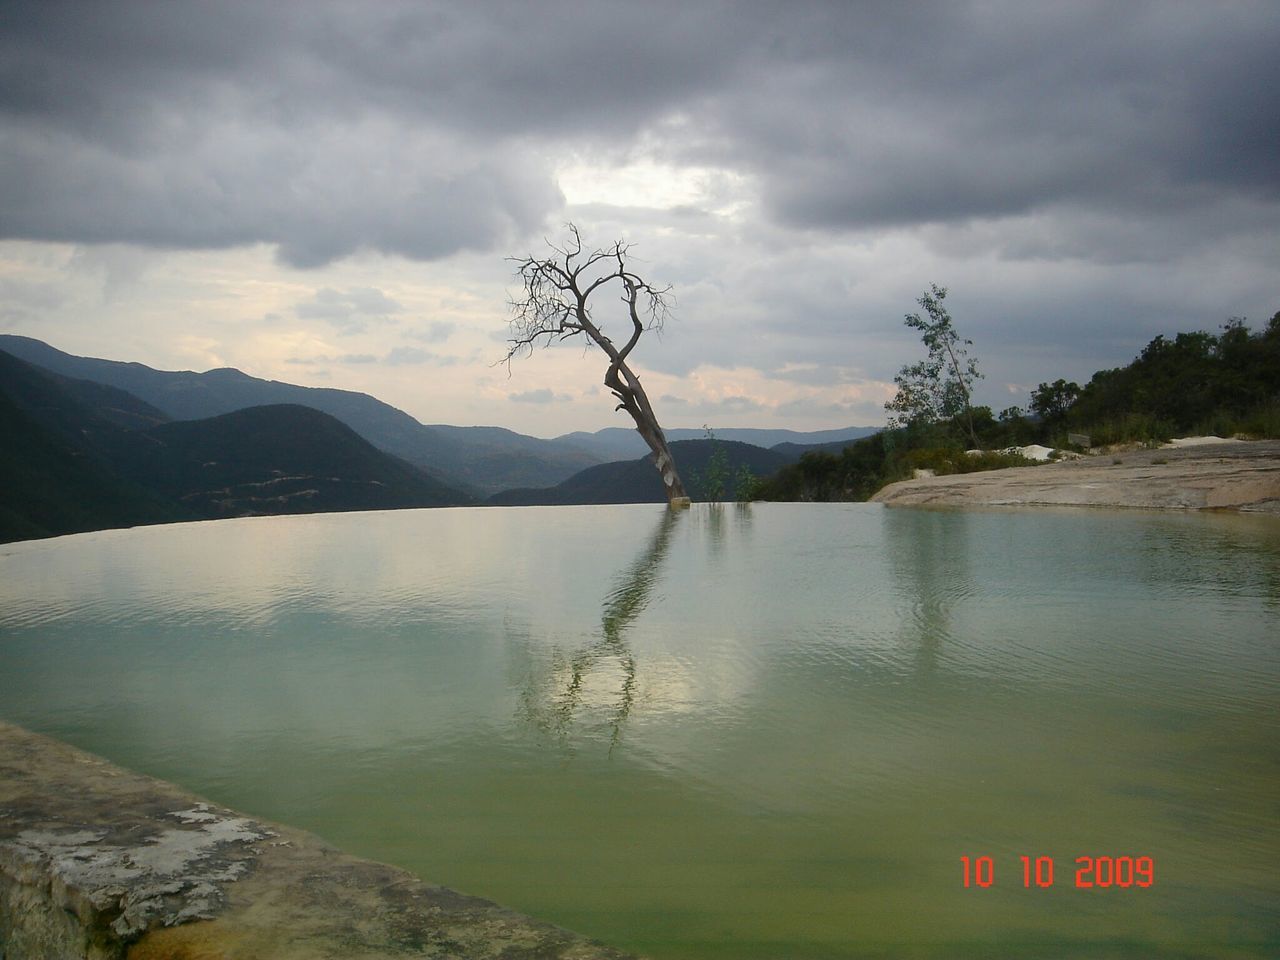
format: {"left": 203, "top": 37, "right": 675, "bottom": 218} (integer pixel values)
{"left": 555, "top": 425, "right": 879, "bottom": 461}
{"left": 128, "top": 403, "right": 472, "bottom": 517}
{"left": 1, "top": 335, "right": 886, "bottom": 516}
{"left": 0, "top": 350, "right": 198, "bottom": 541}
{"left": 488, "top": 439, "right": 791, "bottom": 506}
{"left": 0, "top": 335, "right": 601, "bottom": 496}
{"left": 0, "top": 350, "right": 473, "bottom": 542}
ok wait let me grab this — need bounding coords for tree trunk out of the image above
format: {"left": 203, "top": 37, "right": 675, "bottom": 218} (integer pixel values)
{"left": 604, "top": 362, "right": 690, "bottom": 507}
{"left": 633, "top": 411, "right": 690, "bottom": 506}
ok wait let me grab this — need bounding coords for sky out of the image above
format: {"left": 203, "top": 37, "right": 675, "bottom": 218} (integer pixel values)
{"left": 1, "top": 1, "right": 1277, "bottom": 438}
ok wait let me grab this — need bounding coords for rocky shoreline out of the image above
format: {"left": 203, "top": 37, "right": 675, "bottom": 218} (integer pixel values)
{"left": 870, "top": 439, "right": 1280, "bottom": 512}
{"left": 0, "top": 722, "right": 636, "bottom": 960}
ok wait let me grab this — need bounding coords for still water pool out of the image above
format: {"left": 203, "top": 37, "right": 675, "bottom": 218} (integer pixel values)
{"left": 1, "top": 503, "right": 1277, "bottom": 958}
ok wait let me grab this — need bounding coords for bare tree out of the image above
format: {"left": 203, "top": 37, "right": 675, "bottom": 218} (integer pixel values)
{"left": 504, "top": 224, "right": 690, "bottom": 506}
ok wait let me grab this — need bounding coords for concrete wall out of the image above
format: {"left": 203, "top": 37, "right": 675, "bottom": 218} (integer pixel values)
{"left": 0, "top": 722, "right": 638, "bottom": 959}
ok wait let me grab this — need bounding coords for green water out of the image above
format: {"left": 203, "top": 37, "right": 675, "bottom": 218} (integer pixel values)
{"left": 1, "top": 503, "right": 1277, "bottom": 958}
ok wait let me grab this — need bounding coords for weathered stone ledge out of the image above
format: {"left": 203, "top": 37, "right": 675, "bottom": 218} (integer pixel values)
{"left": 0, "top": 722, "right": 639, "bottom": 959}
{"left": 870, "top": 439, "right": 1280, "bottom": 512}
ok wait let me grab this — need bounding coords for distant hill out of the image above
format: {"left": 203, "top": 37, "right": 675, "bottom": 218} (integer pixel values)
{"left": 771, "top": 436, "right": 881, "bottom": 459}
{"left": 0, "top": 336, "right": 884, "bottom": 502}
{"left": 0, "top": 336, "right": 601, "bottom": 495}
{"left": 0, "top": 349, "right": 180, "bottom": 482}
{"left": 0, "top": 350, "right": 473, "bottom": 542}
{"left": 37, "top": 372, "right": 172, "bottom": 431}
{"left": 0, "top": 388, "right": 193, "bottom": 543}
{"left": 0, "top": 350, "right": 197, "bottom": 542}
{"left": 488, "top": 439, "right": 790, "bottom": 506}
{"left": 409, "top": 423, "right": 601, "bottom": 493}
{"left": 125, "top": 404, "right": 471, "bottom": 518}
{"left": 556, "top": 425, "right": 880, "bottom": 461}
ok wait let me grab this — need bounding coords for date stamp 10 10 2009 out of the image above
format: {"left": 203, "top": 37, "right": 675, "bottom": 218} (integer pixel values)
{"left": 961, "top": 855, "right": 1155, "bottom": 889}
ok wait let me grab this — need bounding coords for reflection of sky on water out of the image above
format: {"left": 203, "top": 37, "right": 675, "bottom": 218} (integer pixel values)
{"left": 2, "top": 504, "right": 1278, "bottom": 958}
{"left": 3, "top": 505, "right": 1277, "bottom": 750}
{"left": 1, "top": 510, "right": 1273, "bottom": 723}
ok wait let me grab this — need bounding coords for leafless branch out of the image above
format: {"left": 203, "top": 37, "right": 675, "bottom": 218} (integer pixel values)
{"left": 499, "top": 223, "right": 689, "bottom": 504}
{"left": 502, "top": 227, "right": 672, "bottom": 369}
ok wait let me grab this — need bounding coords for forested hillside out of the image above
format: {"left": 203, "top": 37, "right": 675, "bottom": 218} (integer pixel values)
{"left": 0, "top": 350, "right": 473, "bottom": 542}
{"left": 0, "top": 335, "right": 602, "bottom": 495}
{"left": 755, "top": 314, "right": 1280, "bottom": 503}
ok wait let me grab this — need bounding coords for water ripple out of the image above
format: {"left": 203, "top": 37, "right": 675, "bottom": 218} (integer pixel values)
{"left": 2, "top": 505, "right": 1277, "bottom": 959}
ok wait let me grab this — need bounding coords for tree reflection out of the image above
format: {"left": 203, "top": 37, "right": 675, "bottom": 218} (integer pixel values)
{"left": 518, "top": 506, "right": 683, "bottom": 753}
{"left": 703, "top": 501, "right": 726, "bottom": 554}
{"left": 697, "top": 501, "right": 754, "bottom": 560}
{"left": 882, "top": 507, "right": 975, "bottom": 683}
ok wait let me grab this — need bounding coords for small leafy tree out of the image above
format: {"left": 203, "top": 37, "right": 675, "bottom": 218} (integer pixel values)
{"left": 733, "top": 464, "right": 761, "bottom": 502}
{"left": 997, "top": 405, "right": 1037, "bottom": 446}
{"left": 885, "top": 284, "right": 984, "bottom": 448}
{"left": 688, "top": 426, "right": 763, "bottom": 501}
{"left": 1030, "top": 379, "right": 1080, "bottom": 429}
{"left": 691, "top": 425, "right": 730, "bottom": 502}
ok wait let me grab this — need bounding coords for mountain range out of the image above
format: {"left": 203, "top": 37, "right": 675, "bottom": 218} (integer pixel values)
{"left": 0, "top": 336, "right": 875, "bottom": 491}
{"left": 0, "top": 335, "right": 598, "bottom": 497}
{"left": 0, "top": 336, "right": 877, "bottom": 542}
{"left": 1, "top": 355, "right": 195, "bottom": 542}
{"left": 489, "top": 440, "right": 792, "bottom": 506}
{"left": 0, "top": 350, "right": 470, "bottom": 542}
{"left": 553, "top": 425, "right": 878, "bottom": 461}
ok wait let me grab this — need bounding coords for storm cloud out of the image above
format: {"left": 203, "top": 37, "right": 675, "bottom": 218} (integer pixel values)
{"left": 5, "top": 1, "right": 1277, "bottom": 265}
{"left": 1, "top": 0, "right": 1276, "bottom": 433}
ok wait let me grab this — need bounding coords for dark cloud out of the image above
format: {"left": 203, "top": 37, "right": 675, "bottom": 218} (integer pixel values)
{"left": 0, "top": 3, "right": 567, "bottom": 266}
{"left": 0, "top": 0, "right": 740, "bottom": 266}
{"left": 0, "top": 114, "right": 561, "bottom": 267}
{"left": 1, "top": 0, "right": 1275, "bottom": 289}
{"left": 673, "top": 3, "right": 1280, "bottom": 243}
